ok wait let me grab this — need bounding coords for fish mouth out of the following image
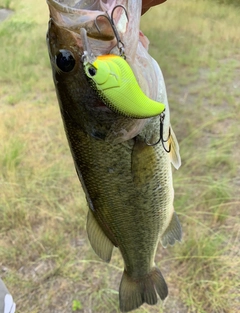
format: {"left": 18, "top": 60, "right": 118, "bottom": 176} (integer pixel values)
{"left": 46, "top": 0, "right": 128, "bottom": 41}
{"left": 47, "top": 0, "right": 130, "bottom": 66}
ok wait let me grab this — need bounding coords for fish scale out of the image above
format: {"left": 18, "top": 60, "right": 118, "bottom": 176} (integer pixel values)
{"left": 65, "top": 110, "right": 173, "bottom": 272}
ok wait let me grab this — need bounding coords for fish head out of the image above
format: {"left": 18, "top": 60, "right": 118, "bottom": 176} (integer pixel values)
{"left": 47, "top": 16, "right": 127, "bottom": 140}
{"left": 46, "top": 0, "right": 167, "bottom": 143}
{"left": 47, "top": 19, "right": 82, "bottom": 75}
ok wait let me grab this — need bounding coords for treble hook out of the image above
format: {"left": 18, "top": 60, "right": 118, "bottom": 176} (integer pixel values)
{"left": 145, "top": 111, "right": 172, "bottom": 153}
{"left": 95, "top": 5, "right": 129, "bottom": 58}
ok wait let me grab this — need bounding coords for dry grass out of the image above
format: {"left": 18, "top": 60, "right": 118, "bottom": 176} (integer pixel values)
{"left": 0, "top": 0, "right": 239, "bottom": 312}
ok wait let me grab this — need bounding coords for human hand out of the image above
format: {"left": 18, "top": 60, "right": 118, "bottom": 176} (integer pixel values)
{"left": 142, "top": 0, "right": 167, "bottom": 15}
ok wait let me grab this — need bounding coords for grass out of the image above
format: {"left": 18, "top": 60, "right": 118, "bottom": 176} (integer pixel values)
{"left": 0, "top": 0, "right": 239, "bottom": 312}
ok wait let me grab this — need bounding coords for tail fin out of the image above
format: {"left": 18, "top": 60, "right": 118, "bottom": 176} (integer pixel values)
{"left": 119, "top": 267, "right": 168, "bottom": 312}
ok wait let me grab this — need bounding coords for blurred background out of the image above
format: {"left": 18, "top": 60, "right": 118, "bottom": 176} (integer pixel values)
{"left": 0, "top": 0, "right": 239, "bottom": 312}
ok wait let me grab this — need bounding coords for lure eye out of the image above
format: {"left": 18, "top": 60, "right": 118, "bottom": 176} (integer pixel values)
{"left": 88, "top": 67, "right": 97, "bottom": 76}
{"left": 56, "top": 50, "right": 75, "bottom": 72}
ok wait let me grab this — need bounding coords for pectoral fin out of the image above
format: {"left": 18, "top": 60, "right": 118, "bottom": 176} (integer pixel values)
{"left": 131, "top": 138, "right": 156, "bottom": 187}
{"left": 169, "top": 126, "right": 181, "bottom": 170}
{"left": 87, "top": 210, "right": 114, "bottom": 262}
{"left": 161, "top": 211, "right": 182, "bottom": 248}
{"left": 105, "top": 118, "right": 146, "bottom": 144}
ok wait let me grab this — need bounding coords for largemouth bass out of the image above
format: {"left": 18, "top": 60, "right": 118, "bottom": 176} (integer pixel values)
{"left": 46, "top": 0, "right": 182, "bottom": 312}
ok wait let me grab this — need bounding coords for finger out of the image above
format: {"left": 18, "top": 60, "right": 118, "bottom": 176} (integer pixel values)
{"left": 141, "top": 0, "right": 167, "bottom": 15}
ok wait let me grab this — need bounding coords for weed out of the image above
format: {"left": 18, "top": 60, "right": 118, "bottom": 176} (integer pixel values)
{"left": 72, "top": 299, "right": 82, "bottom": 311}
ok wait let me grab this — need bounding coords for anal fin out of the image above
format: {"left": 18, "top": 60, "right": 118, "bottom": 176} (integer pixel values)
{"left": 161, "top": 211, "right": 182, "bottom": 248}
{"left": 87, "top": 210, "right": 114, "bottom": 262}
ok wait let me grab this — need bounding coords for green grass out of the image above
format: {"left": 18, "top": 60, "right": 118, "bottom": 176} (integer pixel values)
{"left": 0, "top": 0, "right": 11, "bottom": 9}
{"left": 1, "top": 0, "right": 240, "bottom": 312}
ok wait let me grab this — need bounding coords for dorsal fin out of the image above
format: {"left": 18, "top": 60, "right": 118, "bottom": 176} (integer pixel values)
{"left": 169, "top": 126, "right": 181, "bottom": 170}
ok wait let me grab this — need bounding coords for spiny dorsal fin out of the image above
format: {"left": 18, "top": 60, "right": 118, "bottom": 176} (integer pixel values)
{"left": 161, "top": 211, "right": 182, "bottom": 248}
{"left": 87, "top": 210, "right": 114, "bottom": 262}
{"left": 169, "top": 126, "right": 181, "bottom": 170}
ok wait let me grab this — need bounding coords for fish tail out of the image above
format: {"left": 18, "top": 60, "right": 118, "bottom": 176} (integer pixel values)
{"left": 119, "top": 266, "right": 168, "bottom": 312}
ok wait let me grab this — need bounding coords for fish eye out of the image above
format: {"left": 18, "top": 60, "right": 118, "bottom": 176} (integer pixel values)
{"left": 88, "top": 67, "right": 96, "bottom": 76}
{"left": 56, "top": 50, "right": 75, "bottom": 72}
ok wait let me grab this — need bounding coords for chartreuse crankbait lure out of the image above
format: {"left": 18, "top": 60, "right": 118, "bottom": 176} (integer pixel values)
{"left": 83, "top": 54, "right": 165, "bottom": 118}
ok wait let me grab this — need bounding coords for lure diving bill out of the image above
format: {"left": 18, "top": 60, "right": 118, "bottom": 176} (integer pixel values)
{"left": 83, "top": 54, "right": 165, "bottom": 118}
